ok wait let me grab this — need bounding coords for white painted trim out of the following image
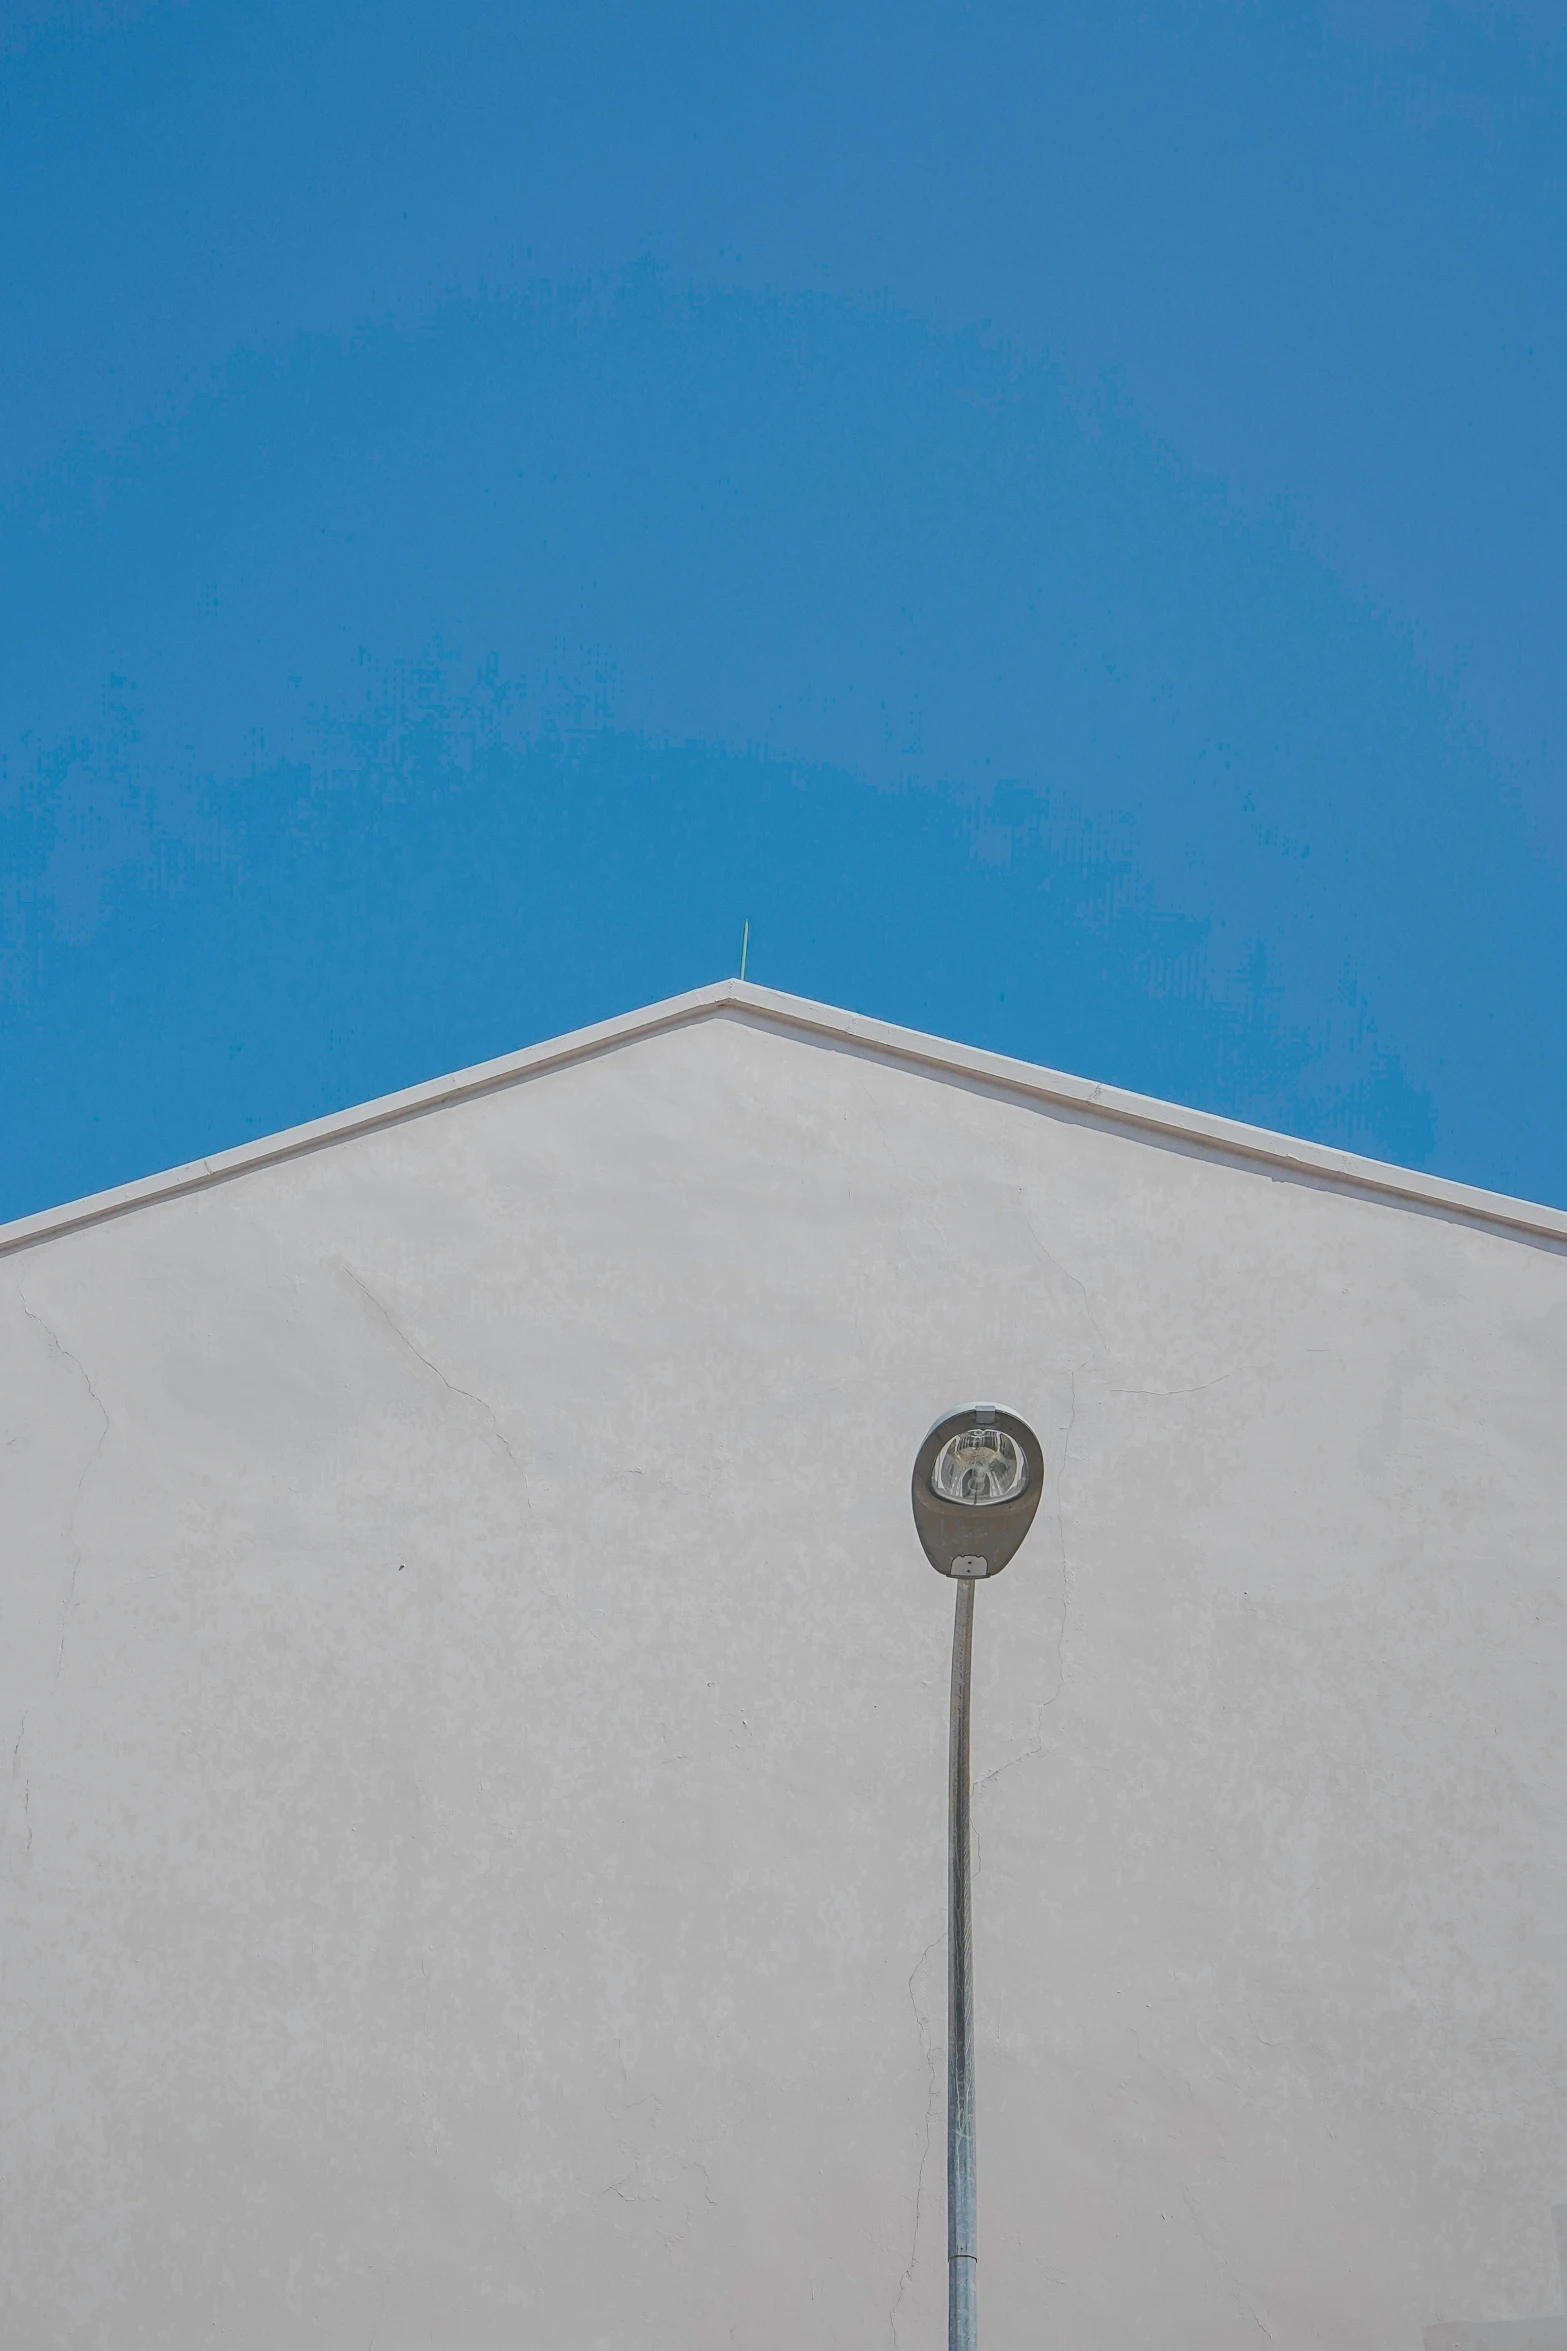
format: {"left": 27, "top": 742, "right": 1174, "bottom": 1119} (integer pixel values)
{"left": 3, "top": 980, "right": 1564, "bottom": 1259}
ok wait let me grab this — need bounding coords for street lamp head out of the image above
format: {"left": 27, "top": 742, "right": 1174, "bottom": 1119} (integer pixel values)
{"left": 912, "top": 1403, "right": 1044, "bottom": 1580}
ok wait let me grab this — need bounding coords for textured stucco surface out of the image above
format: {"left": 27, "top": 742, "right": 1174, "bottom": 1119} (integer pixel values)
{"left": 4, "top": 1007, "right": 1567, "bottom": 2349}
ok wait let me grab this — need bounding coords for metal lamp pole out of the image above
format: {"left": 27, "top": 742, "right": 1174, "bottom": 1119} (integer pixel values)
{"left": 948, "top": 1575, "right": 979, "bottom": 2349}
{"left": 911, "top": 1406, "right": 1044, "bottom": 2351}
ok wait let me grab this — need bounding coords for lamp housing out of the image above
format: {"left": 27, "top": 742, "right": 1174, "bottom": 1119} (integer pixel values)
{"left": 911, "top": 1403, "right": 1044, "bottom": 1580}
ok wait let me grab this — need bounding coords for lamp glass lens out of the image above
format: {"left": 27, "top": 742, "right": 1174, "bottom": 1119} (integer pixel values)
{"left": 931, "top": 1426, "right": 1028, "bottom": 1507}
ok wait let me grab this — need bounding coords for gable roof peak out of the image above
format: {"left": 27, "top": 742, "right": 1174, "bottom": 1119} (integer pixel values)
{"left": 3, "top": 979, "right": 1563, "bottom": 1258}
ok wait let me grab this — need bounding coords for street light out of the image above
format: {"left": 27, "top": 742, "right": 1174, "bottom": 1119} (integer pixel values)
{"left": 911, "top": 1405, "right": 1045, "bottom": 2351}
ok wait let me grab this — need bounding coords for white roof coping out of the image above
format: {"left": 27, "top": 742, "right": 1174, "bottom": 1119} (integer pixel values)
{"left": 3, "top": 979, "right": 1564, "bottom": 1258}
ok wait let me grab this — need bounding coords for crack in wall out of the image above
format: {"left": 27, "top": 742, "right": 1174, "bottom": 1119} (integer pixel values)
{"left": 975, "top": 1365, "right": 1079, "bottom": 1799}
{"left": 340, "top": 1264, "right": 531, "bottom": 1500}
{"left": 17, "top": 1291, "right": 111, "bottom": 1689}
{"left": 1137, "top": 2025, "right": 1268, "bottom": 2343}
{"left": 1048, "top": 1364, "right": 1078, "bottom": 1712}
{"left": 889, "top": 1928, "right": 945, "bottom": 2350}
{"left": 7, "top": 1710, "right": 30, "bottom": 1868}
{"left": 1181, "top": 2184, "right": 1275, "bottom": 2343}
{"left": 600, "top": 2171, "right": 661, "bottom": 2205}
{"left": 1014, "top": 1195, "right": 1112, "bottom": 1365}
{"left": 597, "top": 2048, "right": 675, "bottom": 2222}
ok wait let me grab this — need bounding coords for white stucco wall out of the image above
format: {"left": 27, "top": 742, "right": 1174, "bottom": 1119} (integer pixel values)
{"left": 4, "top": 999, "right": 1567, "bottom": 2350}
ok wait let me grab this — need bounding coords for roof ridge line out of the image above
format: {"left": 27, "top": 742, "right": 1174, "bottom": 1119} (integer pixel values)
{"left": 3, "top": 979, "right": 1564, "bottom": 1257}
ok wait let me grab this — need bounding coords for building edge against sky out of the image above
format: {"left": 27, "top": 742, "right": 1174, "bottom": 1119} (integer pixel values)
{"left": 3, "top": 980, "right": 1565, "bottom": 1260}
{"left": 4, "top": 984, "right": 1567, "bottom": 2348}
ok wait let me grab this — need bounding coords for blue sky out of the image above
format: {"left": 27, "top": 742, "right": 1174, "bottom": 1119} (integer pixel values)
{"left": 4, "top": 0, "right": 1566, "bottom": 1217}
